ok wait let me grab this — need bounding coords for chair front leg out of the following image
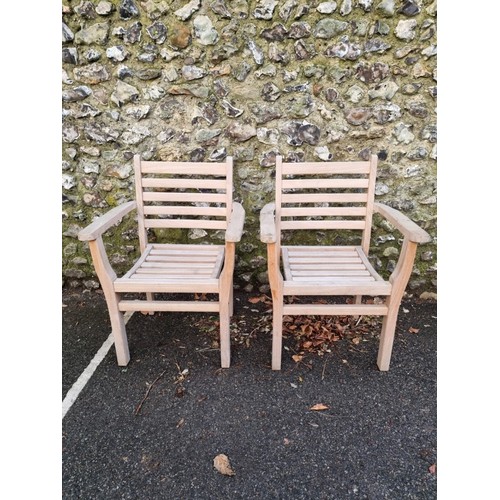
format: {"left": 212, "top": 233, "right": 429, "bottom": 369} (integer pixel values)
{"left": 267, "top": 242, "right": 284, "bottom": 370}
{"left": 219, "top": 242, "right": 235, "bottom": 368}
{"left": 377, "top": 238, "right": 418, "bottom": 371}
{"left": 89, "top": 237, "right": 130, "bottom": 366}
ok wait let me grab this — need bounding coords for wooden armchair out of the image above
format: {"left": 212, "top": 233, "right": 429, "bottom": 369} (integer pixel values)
{"left": 260, "top": 155, "right": 431, "bottom": 371}
{"left": 78, "top": 155, "right": 245, "bottom": 368}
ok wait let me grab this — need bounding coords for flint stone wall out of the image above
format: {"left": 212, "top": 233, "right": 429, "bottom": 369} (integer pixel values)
{"left": 62, "top": 0, "right": 437, "bottom": 297}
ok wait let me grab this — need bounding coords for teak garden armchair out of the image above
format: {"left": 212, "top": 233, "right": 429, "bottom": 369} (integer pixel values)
{"left": 260, "top": 155, "right": 431, "bottom": 371}
{"left": 78, "top": 155, "right": 245, "bottom": 368}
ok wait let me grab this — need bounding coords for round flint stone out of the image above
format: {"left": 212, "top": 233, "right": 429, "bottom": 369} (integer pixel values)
{"left": 325, "top": 36, "right": 362, "bottom": 60}
{"left": 339, "top": 0, "right": 352, "bottom": 15}
{"left": 257, "top": 127, "right": 279, "bottom": 145}
{"left": 364, "top": 38, "right": 391, "bottom": 53}
{"left": 174, "top": 0, "right": 201, "bottom": 21}
{"left": 73, "top": 63, "right": 110, "bottom": 84}
{"left": 182, "top": 65, "right": 207, "bottom": 80}
{"left": 313, "top": 19, "right": 348, "bottom": 39}
{"left": 210, "top": 0, "right": 232, "bottom": 19}
{"left": 294, "top": 40, "right": 315, "bottom": 60}
{"left": 262, "top": 82, "right": 281, "bottom": 102}
{"left": 250, "top": 104, "right": 282, "bottom": 124}
{"left": 190, "top": 148, "right": 206, "bottom": 162}
{"left": 232, "top": 61, "right": 252, "bottom": 82}
{"left": 75, "top": 22, "right": 109, "bottom": 45}
{"left": 96, "top": 1, "right": 114, "bottom": 15}
{"left": 62, "top": 48, "right": 78, "bottom": 65}
{"left": 345, "top": 107, "right": 372, "bottom": 125}
{"left": 324, "top": 88, "right": 339, "bottom": 103}
{"left": 119, "top": 0, "right": 139, "bottom": 19}
{"left": 210, "top": 147, "right": 227, "bottom": 161}
{"left": 62, "top": 86, "right": 93, "bottom": 102}
{"left": 281, "top": 120, "right": 320, "bottom": 146}
{"left": 124, "top": 22, "right": 142, "bottom": 44}
{"left": 193, "top": 15, "right": 219, "bottom": 45}
{"left": 247, "top": 39, "right": 264, "bottom": 65}
{"left": 254, "top": 0, "right": 278, "bottom": 20}
{"left": 85, "top": 49, "right": 101, "bottom": 62}
{"left": 63, "top": 22, "right": 74, "bottom": 42}
{"left": 395, "top": 19, "right": 418, "bottom": 41}
{"left": 376, "top": 0, "right": 395, "bottom": 17}
{"left": 287, "top": 22, "right": 311, "bottom": 39}
{"left": 106, "top": 46, "right": 128, "bottom": 62}
{"left": 147, "top": 21, "right": 167, "bottom": 44}
{"left": 260, "top": 23, "right": 288, "bottom": 41}
{"left": 400, "top": 0, "right": 421, "bottom": 16}
{"left": 317, "top": 2, "right": 337, "bottom": 14}
{"left": 225, "top": 121, "right": 257, "bottom": 142}
{"left": 111, "top": 80, "right": 139, "bottom": 106}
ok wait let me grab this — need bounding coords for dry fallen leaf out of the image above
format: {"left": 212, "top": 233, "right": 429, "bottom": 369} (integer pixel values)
{"left": 428, "top": 464, "right": 436, "bottom": 475}
{"left": 213, "top": 454, "right": 235, "bottom": 476}
{"left": 309, "top": 403, "right": 329, "bottom": 411}
{"left": 409, "top": 327, "right": 420, "bottom": 334}
{"left": 292, "top": 354, "right": 304, "bottom": 363}
{"left": 248, "top": 296, "right": 262, "bottom": 304}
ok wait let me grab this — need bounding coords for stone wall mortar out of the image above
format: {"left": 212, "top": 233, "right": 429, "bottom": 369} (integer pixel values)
{"left": 62, "top": 0, "right": 437, "bottom": 297}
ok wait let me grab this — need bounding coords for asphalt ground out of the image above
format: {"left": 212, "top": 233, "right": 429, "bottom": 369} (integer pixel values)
{"left": 62, "top": 288, "right": 437, "bottom": 499}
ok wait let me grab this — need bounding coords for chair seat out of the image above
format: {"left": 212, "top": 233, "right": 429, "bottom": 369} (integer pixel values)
{"left": 114, "top": 243, "right": 224, "bottom": 293}
{"left": 282, "top": 245, "right": 392, "bottom": 296}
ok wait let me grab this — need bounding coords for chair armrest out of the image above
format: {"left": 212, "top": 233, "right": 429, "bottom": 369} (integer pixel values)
{"left": 373, "top": 202, "right": 431, "bottom": 244}
{"left": 225, "top": 202, "right": 245, "bottom": 242}
{"left": 260, "top": 203, "right": 277, "bottom": 244}
{"left": 78, "top": 201, "right": 137, "bottom": 241}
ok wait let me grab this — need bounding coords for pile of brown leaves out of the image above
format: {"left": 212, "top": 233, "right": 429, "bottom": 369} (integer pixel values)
{"left": 193, "top": 294, "right": 384, "bottom": 359}
{"left": 284, "top": 313, "right": 382, "bottom": 359}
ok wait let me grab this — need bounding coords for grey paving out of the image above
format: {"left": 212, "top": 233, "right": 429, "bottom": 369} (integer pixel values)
{"left": 62, "top": 289, "right": 437, "bottom": 499}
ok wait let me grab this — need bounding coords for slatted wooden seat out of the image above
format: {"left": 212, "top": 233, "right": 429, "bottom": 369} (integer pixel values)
{"left": 79, "top": 155, "right": 245, "bottom": 368}
{"left": 260, "top": 155, "right": 431, "bottom": 371}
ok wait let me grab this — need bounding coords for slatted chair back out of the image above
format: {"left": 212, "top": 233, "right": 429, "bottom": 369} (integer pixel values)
{"left": 276, "top": 155, "right": 377, "bottom": 253}
{"left": 134, "top": 155, "right": 233, "bottom": 252}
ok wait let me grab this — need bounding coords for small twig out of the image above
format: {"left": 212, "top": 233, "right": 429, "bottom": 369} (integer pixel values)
{"left": 134, "top": 368, "right": 168, "bottom": 416}
{"left": 321, "top": 358, "right": 328, "bottom": 381}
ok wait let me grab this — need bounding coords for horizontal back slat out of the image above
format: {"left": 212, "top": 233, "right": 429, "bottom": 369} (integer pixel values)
{"left": 144, "top": 219, "right": 227, "bottom": 230}
{"left": 142, "top": 192, "right": 227, "bottom": 203}
{"left": 282, "top": 178, "right": 369, "bottom": 189}
{"left": 282, "top": 161, "right": 370, "bottom": 175}
{"left": 281, "top": 220, "right": 366, "bottom": 230}
{"left": 281, "top": 207, "right": 367, "bottom": 217}
{"left": 281, "top": 193, "right": 369, "bottom": 204}
{"left": 141, "top": 178, "right": 227, "bottom": 189}
{"left": 143, "top": 206, "right": 227, "bottom": 217}
{"left": 141, "top": 161, "right": 227, "bottom": 175}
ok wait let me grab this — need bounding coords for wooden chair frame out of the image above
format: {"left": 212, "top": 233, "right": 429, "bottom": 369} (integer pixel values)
{"left": 260, "top": 155, "right": 431, "bottom": 371}
{"left": 79, "top": 155, "right": 245, "bottom": 368}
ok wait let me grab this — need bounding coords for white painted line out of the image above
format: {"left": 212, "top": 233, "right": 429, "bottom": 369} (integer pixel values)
{"left": 62, "top": 311, "right": 134, "bottom": 419}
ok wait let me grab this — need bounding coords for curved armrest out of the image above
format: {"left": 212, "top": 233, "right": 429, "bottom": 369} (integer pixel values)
{"left": 260, "top": 202, "right": 277, "bottom": 244}
{"left": 225, "top": 202, "right": 245, "bottom": 242}
{"left": 373, "top": 202, "right": 431, "bottom": 244}
{"left": 78, "top": 201, "right": 137, "bottom": 242}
